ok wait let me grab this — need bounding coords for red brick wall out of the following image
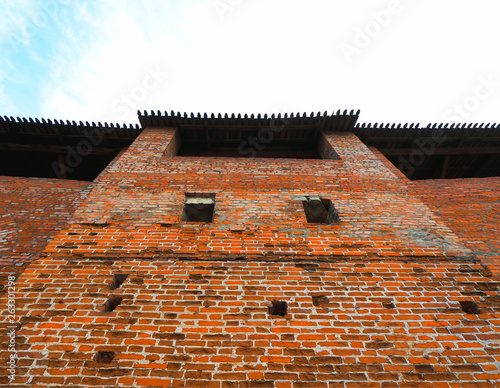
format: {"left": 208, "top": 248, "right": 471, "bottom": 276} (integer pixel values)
{"left": 413, "top": 177, "right": 500, "bottom": 276}
{"left": 368, "top": 147, "right": 410, "bottom": 182}
{"left": 0, "top": 177, "right": 88, "bottom": 268}
{"left": 7, "top": 257, "right": 499, "bottom": 387}
{"left": 3, "top": 129, "right": 500, "bottom": 387}
{"left": 369, "top": 148, "right": 500, "bottom": 277}
{"left": 43, "top": 129, "right": 470, "bottom": 259}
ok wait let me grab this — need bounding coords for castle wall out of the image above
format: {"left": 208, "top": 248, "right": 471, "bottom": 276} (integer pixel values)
{"left": 7, "top": 257, "right": 500, "bottom": 387}
{"left": 413, "top": 177, "right": 500, "bottom": 276}
{"left": 0, "top": 176, "right": 88, "bottom": 280}
{"left": 42, "top": 128, "right": 469, "bottom": 259}
{"left": 3, "top": 129, "right": 500, "bottom": 387}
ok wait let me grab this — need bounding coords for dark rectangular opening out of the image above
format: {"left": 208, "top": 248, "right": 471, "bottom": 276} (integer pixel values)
{"left": 181, "top": 193, "right": 216, "bottom": 223}
{"left": 0, "top": 149, "right": 118, "bottom": 181}
{"left": 95, "top": 351, "right": 115, "bottom": 364}
{"left": 268, "top": 300, "right": 288, "bottom": 316}
{"left": 302, "top": 197, "right": 340, "bottom": 224}
{"left": 177, "top": 126, "right": 322, "bottom": 159}
{"left": 109, "top": 274, "right": 129, "bottom": 290}
{"left": 459, "top": 300, "right": 480, "bottom": 314}
{"left": 103, "top": 296, "right": 123, "bottom": 312}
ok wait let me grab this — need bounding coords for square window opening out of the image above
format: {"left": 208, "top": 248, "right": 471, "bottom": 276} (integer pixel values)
{"left": 103, "top": 296, "right": 123, "bottom": 312}
{"left": 95, "top": 351, "right": 115, "bottom": 364}
{"left": 459, "top": 300, "right": 480, "bottom": 314}
{"left": 109, "top": 274, "right": 129, "bottom": 290}
{"left": 268, "top": 300, "right": 288, "bottom": 316}
{"left": 302, "top": 196, "right": 340, "bottom": 224}
{"left": 182, "top": 193, "right": 216, "bottom": 223}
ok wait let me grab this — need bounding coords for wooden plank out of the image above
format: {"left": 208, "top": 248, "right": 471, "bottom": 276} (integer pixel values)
{"left": 0, "top": 143, "right": 122, "bottom": 154}
{"left": 440, "top": 155, "right": 450, "bottom": 179}
{"left": 379, "top": 147, "right": 500, "bottom": 155}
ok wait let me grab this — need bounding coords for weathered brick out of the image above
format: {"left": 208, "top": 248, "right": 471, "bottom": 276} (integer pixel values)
{"left": 1, "top": 125, "right": 499, "bottom": 388}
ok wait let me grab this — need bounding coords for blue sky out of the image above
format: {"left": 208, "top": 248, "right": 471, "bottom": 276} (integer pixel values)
{"left": 1, "top": 0, "right": 500, "bottom": 125}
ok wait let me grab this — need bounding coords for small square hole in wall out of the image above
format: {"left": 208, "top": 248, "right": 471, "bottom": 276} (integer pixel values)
{"left": 312, "top": 294, "right": 329, "bottom": 307}
{"left": 268, "top": 300, "right": 288, "bottom": 316}
{"left": 459, "top": 300, "right": 480, "bottom": 314}
{"left": 302, "top": 196, "right": 340, "bottom": 224}
{"left": 109, "top": 274, "right": 129, "bottom": 290}
{"left": 383, "top": 300, "right": 396, "bottom": 309}
{"left": 95, "top": 351, "right": 115, "bottom": 364}
{"left": 103, "top": 296, "right": 123, "bottom": 312}
{"left": 181, "top": 193, "right": 216, "bottom": 223}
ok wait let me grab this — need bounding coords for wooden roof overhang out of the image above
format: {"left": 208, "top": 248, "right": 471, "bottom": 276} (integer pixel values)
{"left": 354, "top": 122, "right": 500, "bottom": 179}
{"left": 0, "top": 111, "right": 499, "bottom": 180}
{"left": 0, "top": 116, "right": 141, "bottom": 155}
{"left": 138, "top": 110, "right": 359, "bottom": 157}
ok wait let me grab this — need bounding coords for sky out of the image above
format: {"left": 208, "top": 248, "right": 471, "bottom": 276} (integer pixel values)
{"left": 1, "top": 0, "right": 500, "bottom": 126}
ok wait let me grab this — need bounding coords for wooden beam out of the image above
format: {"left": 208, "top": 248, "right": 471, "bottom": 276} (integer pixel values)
{"left": 362, "top": 136, "right": 500, "bottom": 142}
{"left": 379, "top": 147, "right": 500, "bottom": 156}
{"left": 180, "top": 137, "right": 314, "bottom": 145}
{"left": 440, "top": 155, "right": 450, "bottom": 179}
{"left": 471, "top": 154, "right": 500, "bottom": 177}
{"left": 57, "top": 153, "right": 67, "bottom": 179}
{"left": 205, "top": 129, "right": 211, "bottom": 150}
{"left": 0, "top": 143, "right": 122, "bottom": 155}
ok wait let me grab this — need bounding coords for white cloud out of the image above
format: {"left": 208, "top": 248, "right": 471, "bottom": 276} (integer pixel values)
{"left": 0, "top": 68, "right": 18, "bottom": 116}
{"left": 0, "top": 0, "right": 71, "bottom": 49}
{"left": 0, "top": 0, "right": 39, "bottom": 47}
{"left": 40, "top": 3, "right": 175, "bottom": 123}
{"left": 23, "top": 0, "right": 500, "bottom": 125}
{"left": 0, "top": 85, "right": 18, "bottom": 117}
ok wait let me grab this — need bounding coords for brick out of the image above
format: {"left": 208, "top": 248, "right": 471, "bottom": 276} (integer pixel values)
{"left": 2, "top": 126, "right": 500, "bottom": 388}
